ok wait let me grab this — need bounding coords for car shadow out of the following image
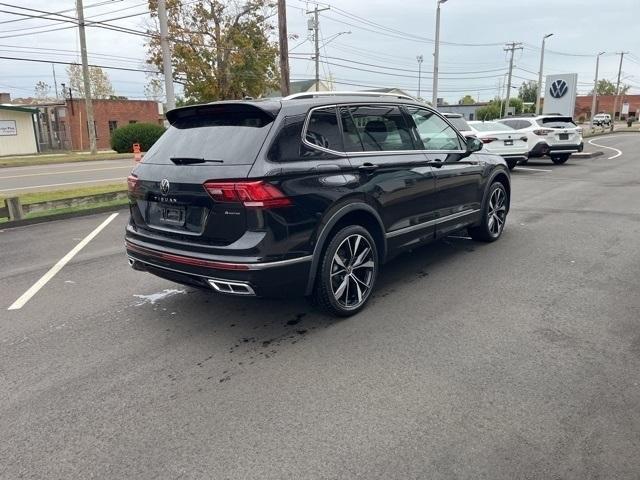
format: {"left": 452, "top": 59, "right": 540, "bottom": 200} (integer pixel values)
{"left": 131, "top": 234, "right": 489, "bottom": 383}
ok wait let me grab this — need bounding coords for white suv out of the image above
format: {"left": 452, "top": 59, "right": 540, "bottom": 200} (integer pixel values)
{"left": 592, "top": 113, "right": 612, "bottom": 126}
{"left": 497, "top": 115, "right": 583, "bottom": 165}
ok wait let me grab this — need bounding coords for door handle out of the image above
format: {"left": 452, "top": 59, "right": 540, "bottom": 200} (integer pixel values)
{"left": 428, "top": 159, "right": 444, "bottom": 168}
{"left": 358, "top": 163, "right": 379, "bottom": 172}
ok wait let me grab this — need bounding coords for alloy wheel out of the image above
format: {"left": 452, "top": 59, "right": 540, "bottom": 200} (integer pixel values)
{"left": 330, "top": 234, "right": 375, "bottom": 309}
{"left": 487, "top": 187, "right": 506, "bottom": 237}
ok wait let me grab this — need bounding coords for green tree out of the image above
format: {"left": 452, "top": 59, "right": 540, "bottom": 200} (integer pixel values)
{"left": 146, "top": 0, "right": 279, "bottom": 102}
{"left": 518, "top": 80, "right": 537, "bottom": 103}
{"left": 458, "top": 95, "right": 475, "bottom": 105}
{"left": 476, "top": 97, "right": 523, "bottom": 121}
{"left": 592, "top": 79, "right": 630, "bottom": 96}
{"left": 66, "top": 64, "right": 115, "bottom": 99}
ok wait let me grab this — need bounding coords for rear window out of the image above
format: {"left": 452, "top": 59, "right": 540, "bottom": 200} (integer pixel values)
{"left": 539, "top": 117, "right": 577, "bottom": 128}
{"left": 471, "top": 122, "right": 514, "bottom": 132}
{"left": 446, "top": 116, "right": 470, "bottom": 132}
{"left": 143, "top": 105, "right": 274, "bottom": 165}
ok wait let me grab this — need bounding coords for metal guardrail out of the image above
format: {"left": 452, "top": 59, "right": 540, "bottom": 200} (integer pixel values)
{"left": 1, "top": 191, "right": 128, "bottom": 221}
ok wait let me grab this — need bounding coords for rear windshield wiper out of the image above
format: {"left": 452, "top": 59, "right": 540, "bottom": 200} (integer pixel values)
{"left": 170, "top": 157, "right": 224, "bottom": 165}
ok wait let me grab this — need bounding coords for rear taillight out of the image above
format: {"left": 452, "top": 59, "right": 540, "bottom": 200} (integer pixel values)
{"left": 533, "top": 129, "right": 553, "bottom": 136}
{"left": 481, "top": 137, "right": 498, "bottom": 144}
{"left": 127, "top": 174, "right": 139, "bottom": 193}
{"left": 203, "top": 181, "right": 292, "bottom": 208}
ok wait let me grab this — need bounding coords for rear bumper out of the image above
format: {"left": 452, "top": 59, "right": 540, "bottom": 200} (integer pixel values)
{"left": 529, "top": 142, "right": 583, "bottom": 157}
{"left": 125, "top": 239, "right": 311, "bottom": 297}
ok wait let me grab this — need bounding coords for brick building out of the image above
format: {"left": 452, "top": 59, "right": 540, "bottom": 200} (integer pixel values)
{"left": 64, "top": 98, "right": 164, "bottom": 150}
{"left": 574, "top": 94, "right": 640, "bottom": 121}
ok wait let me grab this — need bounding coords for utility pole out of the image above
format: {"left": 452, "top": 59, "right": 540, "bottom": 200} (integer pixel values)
{"left": 158, "top": 0, "right": 176, "bottom": 111}
{"left": 307, "top": 5, "right": 330, "bottom": 91}
{"left": 611, "top": 51, "right": 627, "bottom": 132}
{"left": 75, "top": 0, "right": 97, "bottom": 154}
{"left": 535, "top": 33, "right": 553, "bottom": 115}
{"left": 277, "top": 0, "right": 290, "bottom": 96}
{"left": 503, "top": 42, "right": 523, "bottom": 118}
{"left": 591, "top": 51, "right": 605, "bottom": 128}
{"left": 416, "top": 55, "right": 423, "bottom": 98}
{"left": 432, "top": 0, "right": 448, "bottom": 109}
{"left": 51, "top": 64, "right": 59, "bottom": 100}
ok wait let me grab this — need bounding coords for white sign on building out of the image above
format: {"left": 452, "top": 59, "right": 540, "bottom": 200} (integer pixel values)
{"left": 0, "top": 119, "right": 17, "bottom": 136}
{"left": 621, "top": 102, "right": 630, "bottom": 115}
{"left": 543, "top": 73, "right": 578, "bottom": 117}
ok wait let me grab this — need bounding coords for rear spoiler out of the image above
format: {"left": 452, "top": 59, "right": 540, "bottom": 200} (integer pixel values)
{"left": 166, "top": 101, "right": 281, "bottom": 126}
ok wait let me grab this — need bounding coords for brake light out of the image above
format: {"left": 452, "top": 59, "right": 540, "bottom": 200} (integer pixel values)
{"left": 127, "top": 174, "right": 139, "bottom": 193}
{"left": 203, "top": 180, "right": 292, "bottom": 208}
{"left": 533, "top": 129, "right": 553, "bottom": 136}
{"left": 481, "top": 137, "right": 498, "bottom": 144}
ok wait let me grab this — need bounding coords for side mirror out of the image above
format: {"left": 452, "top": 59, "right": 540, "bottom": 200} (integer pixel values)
{"left": 466, "top": 136, "right": 483, "bottom": 153}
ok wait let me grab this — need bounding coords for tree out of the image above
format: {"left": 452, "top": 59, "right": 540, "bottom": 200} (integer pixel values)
{"left": 146, "top": 0, "right": 279, "bottom": 102}
{"left": 475, "top": 97, "right": 523, "bottom": 121}
{"left": 591, "top": 79, "right": 630, "bottom": 96}
{"left": 66, "top": 64, "right": 115, "bottom": 99}
{"left": 144, "top": 74, "right": 165, "bottom": 102}
{"left": 458, "top": 95, "right": 475, "bottom": 105}
{"left": 518, "top": 80, "right": 537, "bottom": 103}
{"left": 34, "top": 81, "right": 52, "bottom": 100}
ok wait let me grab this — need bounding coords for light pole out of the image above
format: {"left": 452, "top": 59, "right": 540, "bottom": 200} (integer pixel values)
{"left": 591, "top": 51, "right": 605, "bottom": 128}
{"left": 535, "top": 33, "right": 553, "bottom": 115}
{"left": 416, "top": 55, "right": 424, "bottom": 99}
{"left": 432, "top": 0, "right": 447, "bottom": 109}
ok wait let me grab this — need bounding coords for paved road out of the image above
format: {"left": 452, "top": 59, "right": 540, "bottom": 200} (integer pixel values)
{"left": 0, "top": 158, "right": 133, "bottom": 195}
{"left": 1, "top": 135, "right": 640, "bottom": 479}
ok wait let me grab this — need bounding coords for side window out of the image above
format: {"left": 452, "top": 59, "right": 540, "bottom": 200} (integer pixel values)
{"left": 342, "top": 105, "right": 414, "bottom": 152}
{"left": 406, "top": 107, "right": 464, "bottom": 151}
{"left": 268, "top": 113, "right": 338, "bottom": 162}
{"left": 304, "top": 107, "right": 343, "bottom": 152}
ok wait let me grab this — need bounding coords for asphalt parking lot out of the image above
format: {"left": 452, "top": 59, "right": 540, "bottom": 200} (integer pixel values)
{"left": 2, "top": 134, "right": 640, "bottom": 479}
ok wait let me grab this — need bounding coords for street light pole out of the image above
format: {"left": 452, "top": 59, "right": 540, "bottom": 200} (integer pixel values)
{"left": 431, "top": 0, "right": 447, "bottom": 109}
{"left": 416, "top": 55, "right": 423, "bottom": 99}
{"left": 535, "top": 33, "right": 553, "bottom": 115}
{"left": 158, "top": 0, "right": 176, "bottom": 111}
{"left": 590, "top": 51, "right": 605, "bottom": 128}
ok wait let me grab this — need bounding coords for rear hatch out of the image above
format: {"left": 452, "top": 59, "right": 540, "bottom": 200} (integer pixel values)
{"left": 128, "top": 102, "right": 278, "bottom": 246}
{"left": 539, "top": 116, "right": 581, "bottom": 145}
{"left": 479, "top": 131, "right": 528, "bottom": 155}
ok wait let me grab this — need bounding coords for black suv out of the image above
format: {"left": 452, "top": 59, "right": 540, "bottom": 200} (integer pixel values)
{"left": 126, "top": 93, "right": 510, "bottom": 316}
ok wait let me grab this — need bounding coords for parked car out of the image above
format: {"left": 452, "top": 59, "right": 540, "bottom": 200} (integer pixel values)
{"left": 125, "top": 92, "right": 510, "bottom": 316}
{"left": 497, "top": 115, "right": 583, "bottom": 164}
{"left": 592, "top": 113, "right": 612, "bottom": 126}
{"left": 467, "top": 121, "right": 528, "bottom": 170}
{"left": 442, "top": 112, "right": 475, "bottom": 137}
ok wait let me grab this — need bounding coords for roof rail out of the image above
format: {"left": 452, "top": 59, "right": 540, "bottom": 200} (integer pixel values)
{"left": 284, "top": 91, "right": 415, "bottom": 101}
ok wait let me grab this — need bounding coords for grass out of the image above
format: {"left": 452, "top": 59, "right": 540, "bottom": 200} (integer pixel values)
{"left": 0, "top": 151, "right": 135, "bottom": 168}
{"left": 0, "top": 183, "right": 128, "bottom": 224}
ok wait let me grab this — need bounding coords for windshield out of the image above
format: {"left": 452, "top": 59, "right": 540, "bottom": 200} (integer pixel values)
{"left": 143, "top": 106, "right": 275, "bottom": 165}
{"left": 446, "top": 116, "right": 471, "bottom": 132}
{"left": 471, "top": 122, "right": 514, "bottom": 132}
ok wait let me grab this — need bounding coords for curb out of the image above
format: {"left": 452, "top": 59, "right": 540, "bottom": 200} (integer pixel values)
{"left": 582, "top": 129, "right": 640, "bottom": 139}
{"left": 572, "top": 151, "right": 604, "bottom": 159}
{"left": 1, "top": 204, "right": 128, "bottom": 229}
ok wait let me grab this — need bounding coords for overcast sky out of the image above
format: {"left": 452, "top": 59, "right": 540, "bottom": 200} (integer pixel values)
{"left": 0, "top": 0, "right": 639, "bottom": 103}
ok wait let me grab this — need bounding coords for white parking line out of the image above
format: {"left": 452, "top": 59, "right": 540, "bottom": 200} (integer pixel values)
{"left": 7, "top": 213, "right": 119, "bottom": 311}
{"left": 588, "top": 137, "right": 623, "bottom": 159}
{"left": 0, "top": 165, "right": 132, "bottom": 180}
{"left": 515, "top": 166, "right": 552, "bottom": 173}
{"left": 0, "top": 177, "right": 126, "bottom": 193}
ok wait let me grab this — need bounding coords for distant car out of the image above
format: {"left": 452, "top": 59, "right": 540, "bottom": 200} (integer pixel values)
{"left": 442, "top": 112, "right": 474, "bottom": 137}
{"left": 592, "top": 113, "right": 611, "bottom": 126}
{"left": 497, "top": 115, "right": 583, "bottom": 165}
{"left": 467, "top": 121, "right": 528, "bottom": 170}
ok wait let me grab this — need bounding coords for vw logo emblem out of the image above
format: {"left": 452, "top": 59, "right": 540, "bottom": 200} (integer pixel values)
{"left": 160, "top": 179, "right": 170, "bottom": 195}
{"left": 549, "top": 79, "right": 568, "bottom": 99}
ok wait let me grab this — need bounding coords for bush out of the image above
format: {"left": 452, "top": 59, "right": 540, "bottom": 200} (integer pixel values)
{"left": 110, "top": 123, "right": 166, "bottom": 153}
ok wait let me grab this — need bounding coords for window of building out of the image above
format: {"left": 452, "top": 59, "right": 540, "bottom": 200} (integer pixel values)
{"left": 108, "top": 120, "right": 118, "bottom": 136}
{"left": 129, "top": 120, "right": 137, "bottom": 124}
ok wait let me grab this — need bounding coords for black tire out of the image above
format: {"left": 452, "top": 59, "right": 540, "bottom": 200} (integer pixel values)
{"left": 469, "top": 182, "right": 508, "bottom": 242}
{"left": 551, "top": 154, "right": 569, "bottom": 164}
{"left": 312, "top": 225, "right": 378, "bottom": 317}
{"left": 506, "top": 159, "right": 517, "bottom": 170}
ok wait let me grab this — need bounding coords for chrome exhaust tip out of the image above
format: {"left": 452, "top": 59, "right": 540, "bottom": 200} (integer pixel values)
{"left": 207, "top": 279, "right": 256, "bottom": 296}
{"left": 127, "top": 257, "right": 146, "bottom": 271}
